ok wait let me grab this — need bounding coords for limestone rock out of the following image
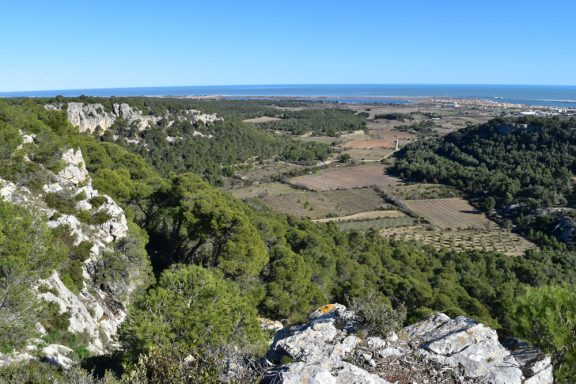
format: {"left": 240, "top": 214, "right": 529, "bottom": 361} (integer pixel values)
{"left": 46, "top": 102, "right": 161, "bottom": 134}
{"left": 46, "top": 101, "right": 222, "bottom": 136}
{"left": 260, "top": 318, "right": 284, "bottom": 333}
{"left": 41, "top": 344, "right": 75, "bottom": 369}
{"left": 59, "top": 149, "right": 89, "bottom": 186}
{"left": 0, "top": 351, "right": 35, "bottom": 367}
{"left": 2, "top": 146, "right": 139, "bottom": 359}
{"left": 265, "top": 305, "right": 553, "bottom": 384}
{"left": 65, "top": 102, "right": 117, "bottom": 133}
{"left": 276, "top": 360, "right": 390, "bottom": 384}
{"left": 272, "top": 321, "right": 339, "bottom": 364}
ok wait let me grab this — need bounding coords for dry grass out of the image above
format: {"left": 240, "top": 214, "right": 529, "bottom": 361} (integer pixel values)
{"left": 343, "top": 148, "right": 396, "bottom": 162}
{"left": 344, "top": 138, "right": 406, "bottom": 149}
{"left": 242, "top": 116, "right": 281, "bottom": 123}
{"left": 234, "top": 161, "right": 305, "bottom": 183}
{"left": 228, "top": 182, "right": 298, "bottom": 200}
{"left": 336, "top": 216, "right": 415, "bottom": 231}
{"left": 289, "top": 164, "right": 400, "bottom": 191}
{"left": 403, "top": 198, "right": 494, "bottom": 230}
{"left": 254, "top": 187, "right": 388, "bottom": 219}
{"left": 313, "top": 210, "right": 406, "bottom": 223}
{"left": 339, "top": 130, "right": 369, "bottom": 140}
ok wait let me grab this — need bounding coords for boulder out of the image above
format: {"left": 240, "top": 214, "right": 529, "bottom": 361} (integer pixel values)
{"left": 265, "top": 304, "right": 553, "bottom": 384}
{"left": 41, "top": 344, "right": 75, "bottom": 369}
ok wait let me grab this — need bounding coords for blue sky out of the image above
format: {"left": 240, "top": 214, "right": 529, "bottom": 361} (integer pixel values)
{"left": 1, "top": 0, "right": 575, "bottom": 91}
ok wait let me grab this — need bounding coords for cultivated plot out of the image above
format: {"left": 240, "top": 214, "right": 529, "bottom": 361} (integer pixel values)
{"left": 228, "top": 182, "right": 298, "bottom": 200}
{"left": 289, "top": 164, "right": 400, "bottom": 191}
{"left": 379, "top": 226, "right": 536, "bottom": 257}
{"left": 336, "top": 216, "right": 415, "bottom": 231}
{"left": 242, "top": 116, "right": 282, "bottom": 123}
{"left": 313, "top": 210, "right": 406, "bottom": 223}
{"left": 403, "top": 198, "right": 494, "bottom": 230}
{"left": 342, "top": 148, "right": 396, "bottom": 162}
{"left": 254, "top": 187, "right": 388, "bottom": 219}
{"left": 386, "top": 183, "right": 461, "bottom": 200}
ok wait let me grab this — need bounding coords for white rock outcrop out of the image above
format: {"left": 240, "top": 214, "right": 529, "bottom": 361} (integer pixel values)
{"left": 264, "top": 304, "right": 553, "bottom": 384}
{"left": 0, "top": 145, "right": 136, "bottom": 357}
{"left": 46, "top": 102, "right": 222, "bottom": 135}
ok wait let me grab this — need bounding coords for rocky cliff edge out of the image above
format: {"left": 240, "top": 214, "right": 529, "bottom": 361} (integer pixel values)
{"left": 263, "top": 304, "right": 553, "bottom": 384}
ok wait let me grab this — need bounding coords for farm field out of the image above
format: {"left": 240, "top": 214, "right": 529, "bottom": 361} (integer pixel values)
{"left": 339, "top": 130, "right": 369, "bottom": 139}
{"left": 253, "top": 187, "right": 388, "bottom": 219}
{"left": 288, "top": 163, "right": 400, "bottom": 191}
{"left": 231, "top": 160, "right": 305, "bottom": 186}
{"left": 343, "top": 137, "right": 412, "bottom": 149}
{"left": 243, "top": 116, "right": 282, "bottom": 124}
{"left": 336, "top": 216, "right": 415, "bottom": 231}
{"left": 313, "top": 209, "right": 406, "bottom": 223}
{"left": 403, "top": 198, "right": 494, "bottom": 230}
{"left": 343, "top": 148, "right": 395, "bottom": 162}
{"left": 228, "top": 182, "right": 298, "bottom": 200}
{"left": 379, "top": 226, "right": 536, "bottom": 256}
{"left": 385, "top": 183, "right": 461, "bottom": 200}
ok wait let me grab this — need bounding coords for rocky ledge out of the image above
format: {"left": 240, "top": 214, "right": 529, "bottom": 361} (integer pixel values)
{"left": 45, "top": 102, "right": 222, "bottom": 134}
{"left": 263, "top": 304, "right": 552, "bottom": 384}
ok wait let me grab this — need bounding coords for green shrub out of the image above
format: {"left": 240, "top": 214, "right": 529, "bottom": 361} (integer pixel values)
{"left": 123, "top": 343, "right": 262, "bottom": 384}
{"left": 350, "top": 291, "right": 406, "bottom": 338}
{"left": 0, "top": 361, "right": 63, "bottom": 384}
{"left": 75, "top": 190, "right": 87, "bottom": 201}
{"left": 40, "top": 302, "right": 70, "bottom": 334}
{"left": 120, "top": 265, "right": 265, "bottom": 360}
{"left": 60, "top": 259, "right": 84, "bottom": 293}
{"left": 0, "top": 200, "right": 68, "bottom": 350}
{"left": 76, "top": 210, "right": 93, "bottom": 223}
{"left": 513, "top": 285, "right": 576, "bottom": 383}
{"left": 44, "top": 192, "right": 76, "bottom": 215}
{"left": 94, "top": 211, "right": 113, "bottom": 225}
{"left": 90, "top": 195, "right": 107, "bottom": 209}
{"left": 73, "top": 241, "right": 93, "bottom": 262}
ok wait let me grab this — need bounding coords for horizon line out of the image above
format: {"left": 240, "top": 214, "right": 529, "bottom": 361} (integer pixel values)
{"left": 2, "top": 82, "right": 576, "bottom": 95}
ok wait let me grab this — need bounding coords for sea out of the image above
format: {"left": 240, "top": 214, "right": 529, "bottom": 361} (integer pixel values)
{"left": 2, "top": 84, "right": 576, "bottom": 108}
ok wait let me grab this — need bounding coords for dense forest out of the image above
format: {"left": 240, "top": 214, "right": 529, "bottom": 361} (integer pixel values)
{"left": 0, "top": 102, "right": 575, "bottom": 381}
{"left": 393, "top": 117, "right": 576, "bottom": 246}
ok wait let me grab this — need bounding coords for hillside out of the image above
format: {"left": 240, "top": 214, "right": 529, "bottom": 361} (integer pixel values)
{"left": 43, "top": 98, "right": 357, "bottom": 184}
{"left": 393, "top": 117, "right": 576, "bottom": 247}
{"left": 0, "top": 101, "right": 573, "bottom": 382}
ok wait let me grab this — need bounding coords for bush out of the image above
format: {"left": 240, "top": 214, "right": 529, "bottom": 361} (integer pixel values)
{"left": 0, "top": 361, "right": 63, "bottom": 384}
{"left": 76, "top": 210, "right": 93, "bottom": 223}
{"left": 75, "top": 190, "right": 88, "bottom": 201}
{"left": 0, "top": 361, "right": 119, "bottom": 384}
{"left": 40, "top": 301, "right": 70, "bottom": 333}
{"left": 60, "top": 259, "right": 84, "bottom": 293}
{"left": 120, "top": 265, "right": 265, "bottom": 360}
{"left": 123, "top": 343, "right": 262, "bottom": 384}
{"left": 0, "top": 200, "right": 68, "bottom": 350}
{"left": 73, "top": 240, "right": 94, "bottom": 262}
{"left": 513, "top": 285, "right": 576, "bottom": 382}
{"left": 44, "top": 192, "right": 77, "bottom": 215}
{"left": 350, "top": 291, "right": 406, "bottom": 338}
{"left": 90, "top": 195, "right": 108, "bottom": 209}
{"left": 94, "top": 211, "right": 113, "bottom": 225}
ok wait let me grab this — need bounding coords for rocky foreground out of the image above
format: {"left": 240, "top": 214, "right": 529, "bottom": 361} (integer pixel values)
{"left": 262, "top": 304, "right": 552, "bottom": 384}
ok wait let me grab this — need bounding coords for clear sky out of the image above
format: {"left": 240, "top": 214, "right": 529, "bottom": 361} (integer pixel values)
{"left": 1, "top": 0, "right": 575, "bottom": 91}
